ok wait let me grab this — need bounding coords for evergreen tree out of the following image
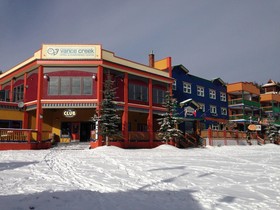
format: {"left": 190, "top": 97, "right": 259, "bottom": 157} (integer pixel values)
{"left": 93, "top": 72, "right": 121, "bottom": 146}
{"left": 158, "top": 91, "right": 183, "bottom": 144}
{"left": 265, "top": 115, "right": 279, "bottom": 143}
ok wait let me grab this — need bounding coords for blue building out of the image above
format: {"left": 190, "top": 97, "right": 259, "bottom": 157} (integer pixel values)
{"left": 172, "top": 65, "right": 228, "bottom": 135}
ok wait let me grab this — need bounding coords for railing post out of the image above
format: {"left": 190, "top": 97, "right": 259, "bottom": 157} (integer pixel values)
{"left": 208, "top": 127, "right": 212, "bottom": 146}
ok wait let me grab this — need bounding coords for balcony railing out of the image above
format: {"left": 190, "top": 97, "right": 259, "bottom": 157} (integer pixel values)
{"left": 0, "top": 128, "right": 52, "bottom": 143}
{"left": 229, "top": 114, "right": 258, "bottom": 121}
{"left": 229, "top": 98, "right": 260, "bottom": 108}
{"left": 262, "top": 106, "right": 280, "bottom": 113}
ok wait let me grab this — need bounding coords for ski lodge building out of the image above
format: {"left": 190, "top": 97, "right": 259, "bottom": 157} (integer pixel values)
{"left": 0, "top": 44, "right": 173, "bottom": 149}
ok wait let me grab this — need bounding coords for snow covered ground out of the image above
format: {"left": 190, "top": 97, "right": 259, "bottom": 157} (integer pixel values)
{"left": 1, "top": 143, "right": 280, "bottom": 210}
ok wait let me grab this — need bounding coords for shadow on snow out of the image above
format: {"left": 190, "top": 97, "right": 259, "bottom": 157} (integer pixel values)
{"left": 0, "top": 189, "right": 204, "bottom": 210}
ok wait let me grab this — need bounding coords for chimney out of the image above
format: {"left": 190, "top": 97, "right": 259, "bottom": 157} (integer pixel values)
{"left": 149, "top": 51, "right": 154, "bottom": 68}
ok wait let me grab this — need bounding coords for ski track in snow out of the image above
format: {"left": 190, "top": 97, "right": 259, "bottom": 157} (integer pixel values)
{"left": 0, "top": 144, "right": 280, "bottom": 210}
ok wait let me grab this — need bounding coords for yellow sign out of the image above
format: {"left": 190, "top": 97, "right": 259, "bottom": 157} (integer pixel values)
{"left": 42, "top": 44, "right": 101, "bottom": 59}
{"left": 248, "top": 124, "right": 262, "bottom": 131}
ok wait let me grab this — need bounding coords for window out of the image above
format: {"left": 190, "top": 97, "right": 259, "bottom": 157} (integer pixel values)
{"left": 220, "top": 92, "right": 227, "bottom": 102}
{"left": 0, "top": 120, "right": 22, "bottom": 128}
{"left": 0, "top": 90, "right": 10, "bottom": 101}
{"left": 48, "top": 77, "right": 92, "bottom": 95}
{"left": 72, "top": 77, "right": 81, "bottom": 95}
{"left": 210, "top": 105, "right": 217, "bottom": 114}
{"left": 13, "top": 84, "right": 24, "bottom": 102}
{"left": 197, "top": 86, "right": 204, "bottom": 97}
{"left": 129, "top": 83, "right": 148, "bottom": 102}
{"left": 172, "top": 80, "right": 176, "bottom": 90}
{"left": 137, "top": 123, "right": 147, "bottom": 132}
{"left": 60, "top": 77, "right": 71, "bottom": 95}
{"left": 183, "top": 82, "right": 191, "bottom": 94}
{"left": 49, "top": 77, "right": 59, "bottom": 95}
{"left": 212, "top": 124, "right": 219, "bottom": 130}
{"left": 198, "top": 103, "right": 205, "bottom": 112}
{"left": 221, "top": 107, "right": 227, "bottom": 115}
{"left": 83, "top": 78, "right": 92, "bottom": 95}
{"left": 209, "top": 89, "right": 216, "bottom": 99}
{"left": 153, "top": 88, "right": 165, "bottom": 104}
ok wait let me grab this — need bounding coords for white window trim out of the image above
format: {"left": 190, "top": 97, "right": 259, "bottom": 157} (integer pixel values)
{"left": 197, "top": 86, "right": 204, "bottom": 97}
{"left": 209, "top": 89, "right": 216, "bottom": 99}
{"left": 183, "top": 82, "right": 191, "bottom": 94}
{"left": 221, "top": 107, "right": 227, "bottom": 115}
{"left": 210, "top": 105, "right": 217, "bottom": 114}
{"left": 220, "top": 92, "right": 227, "bottom": 102}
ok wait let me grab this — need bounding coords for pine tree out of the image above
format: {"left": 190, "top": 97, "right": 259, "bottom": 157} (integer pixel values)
{"left": 158, "top": 91, "right": 183, "bottom": 144}
{"left": 93, "top": 72, "right": 121, "bottom": 146}
{"left": 265, "top": 115, "right": 279, "bottom": 144}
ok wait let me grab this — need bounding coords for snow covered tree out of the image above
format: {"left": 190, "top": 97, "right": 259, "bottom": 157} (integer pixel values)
{"left": 158, "top": 91, "right": 183, "bottom": 144}
{"left": 265, "top": 115, "right": 279, "bottom": 144}
{"left": 93, "top": 72, "right": 121, "bottom": 146}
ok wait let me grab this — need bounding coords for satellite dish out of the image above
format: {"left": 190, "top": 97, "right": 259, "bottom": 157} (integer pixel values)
{"left": 18, "top": 102, "right": 24, "bottom": 108}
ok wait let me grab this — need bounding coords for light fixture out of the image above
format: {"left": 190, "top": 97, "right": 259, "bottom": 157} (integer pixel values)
{"left": 43, "top": 74, "right": 49, "bottom": 80}
{"left": 92, "top": 74, "right": 97, "bottom": 80}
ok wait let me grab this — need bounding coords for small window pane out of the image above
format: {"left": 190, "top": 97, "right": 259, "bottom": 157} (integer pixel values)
{"left": 49, "top": 77, "right": 59, "bottom": 95}
{"left": 83, "top": 77, "right": 92, "bottom": 95}
{"left": 72, "top": 78, "right": 81, "bottom": 95}
{"left": 60, "top": 77, "right": 71, "bottom": 95}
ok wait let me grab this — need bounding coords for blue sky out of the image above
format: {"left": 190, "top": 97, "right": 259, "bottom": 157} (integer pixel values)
{"left": 0, "top": 0, "right": 279, "bottom": 84}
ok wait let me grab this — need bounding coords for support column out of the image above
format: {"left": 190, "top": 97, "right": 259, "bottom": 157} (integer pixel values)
{"left": 148, "top": 78, "right": 153, "bottom": 147}
{"left": 36, "top": 66, "right": 43, "bottom": 142}
{"left": 9, "top": 79, "right": 14, "bottom": 102}
{"left": 96, "top": 65, "right": 104, "bottom": 146}
{"left": 122, "top": 72, "right": 129, "bottom": 148}
{"left": 23, "top": 72, "right": 28, "bottom": 129}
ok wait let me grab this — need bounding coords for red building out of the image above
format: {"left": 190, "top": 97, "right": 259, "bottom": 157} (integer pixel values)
{"left": 0, "top": 44, "right": 173, "bottom": 149}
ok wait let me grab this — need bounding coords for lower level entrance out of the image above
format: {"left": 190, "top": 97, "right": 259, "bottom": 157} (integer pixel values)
{"left": 61, "top": 122, "right": 93, "bottom": 142}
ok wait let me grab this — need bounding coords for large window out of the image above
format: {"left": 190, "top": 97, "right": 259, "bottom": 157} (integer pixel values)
{"left": 48, "top": 77, "right": 92, "bottom": 95}
{"left": 0, "top": 90, "right": 10, "bottom": 101}
{"left": 0, "top": 120, "right": 22, "bottom": 128}
{"left": 209, "top": 89, "right": 216, "bottom": 99}
{"left": 13, "top": 84, "right": 24, "bottom": 102}
{"left": 183, "top": 82, "right": 191, "bottom": 94}
{"left": 153, "top": 88, "right": 165, "bottom": 104}
{"left": 197, "top": 86, "right": 204, "bottom": 97}
{"left": 129, "top": 83, "right": 148, "bottom": 102}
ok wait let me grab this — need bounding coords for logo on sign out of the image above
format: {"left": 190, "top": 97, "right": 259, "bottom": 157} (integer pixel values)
{"left": 63, "top": 109, "right": 76, "bottom": 118}
{"left": 47, "top": 48, "right": 59, "bottom": 56}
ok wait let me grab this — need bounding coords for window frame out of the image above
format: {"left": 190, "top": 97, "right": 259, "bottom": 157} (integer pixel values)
{"left": 210, "top": 105, "right": 217, "bottom": 114}
{"left": 183, "top": 82, "right": 191, "bottom": 94}
{"left": 48, "top": 76, "right": 92, "bottom": 96}
{"left": 209, "top": 89, "right": 216, "bottom": 99}
{"left": 197, "top": 86, "right": 204, "bottom": 97}
{"left": 220, "top": 92, "right": 227, "bottom": 102}
{"left": 221, "top": 107, "right": 227, "bottom": 115}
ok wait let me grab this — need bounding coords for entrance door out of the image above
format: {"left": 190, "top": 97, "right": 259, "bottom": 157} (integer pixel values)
{"left": 71, "top": 123, "right": 80, "bottom": 140}
{"left": 80, "top": 122, "right": 92, "bottom": 142}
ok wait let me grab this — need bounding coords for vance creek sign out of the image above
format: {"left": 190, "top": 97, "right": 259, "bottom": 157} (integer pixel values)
{"left": 42, "top": 44, "right": 101, "bottom": 59}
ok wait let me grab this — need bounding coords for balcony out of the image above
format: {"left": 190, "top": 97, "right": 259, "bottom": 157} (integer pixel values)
{"left": 262, "top": 106, "right": 280, "bottom": 113}
{"left": 229, "top": 114, "right": 258, "bottom": 122}
{"left": 228, "top": 98, "right": 260, "bottom": 108}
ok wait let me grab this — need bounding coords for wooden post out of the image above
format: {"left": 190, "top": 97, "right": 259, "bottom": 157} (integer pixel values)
{"left": 148, "top": 78, "right": 153, "bottom": 148}
{"left": 36, "top": 66, "right": 43, "bottom": 142}
{"left": 96, "top": 65, "right": 103, "bottom": 146}
{"left": 122, "top": 72, "right": 129, "bottom": 148}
